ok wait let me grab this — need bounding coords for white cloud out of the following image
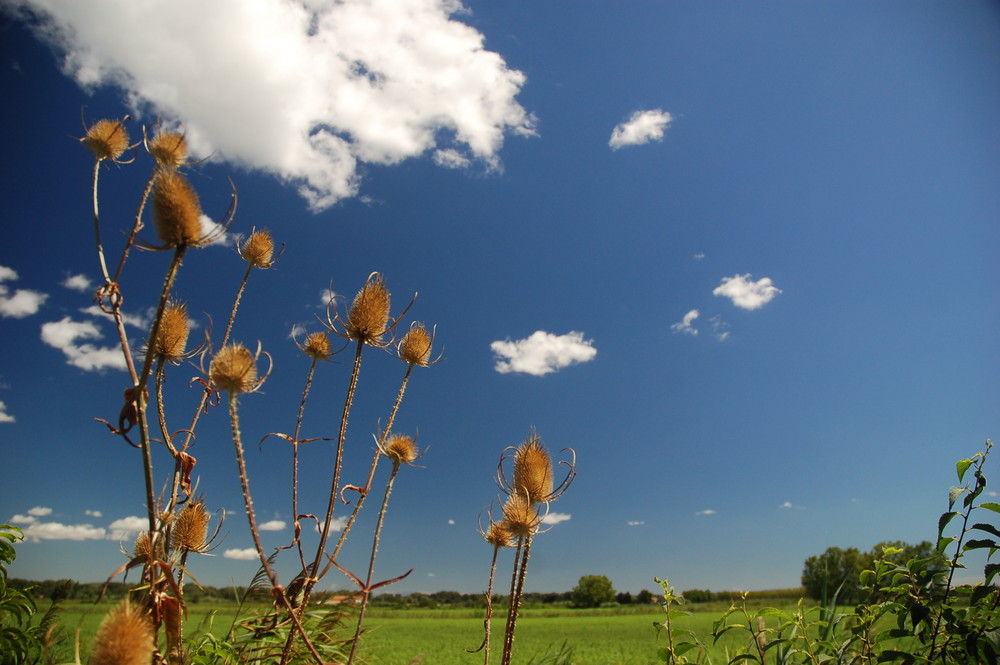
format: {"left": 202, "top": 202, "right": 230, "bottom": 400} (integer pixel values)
{"left": 27, "top": 506, "right": 53, "bottom": 517}
{"left": 9, "top": 514, "right": 37, "bottom": 525}
{"left": 14, "top": 0, "right": 535, "bottom": 211}
{"left": 108, "top": 515, "right": 147, "bottom": 540}
{"left": 713, "top": 274, "right": 782, "bottom": 310}
{"left": 541, "top": 512, "right": 571, "bottom": 526}
{"left": 671, "top": 309, "right": 699, "bottom": 336}
{"left": 433, "top": 148, "right": 471, "bottom": 169}
{"left": 289, "top": 323, "right": 308, "bottom": 340}
{"left": 319, "top": 288, "right": 337, "bottom": 308}
{"left": 40, "top": 316, "right": 128, "bottom": 371}
{"left": 85, "top": 509, "right": 103, "bottom": 518}
{"left": 258, "top": 520, "right": 286, "bottom": 531}
{"left": 627, "top": 520, "right": 645, "bottom": 527}
{"left": 198, "top": 214, "right": 232, "bottom": 246}
{"left": 609, "top": 109, "right": 672, "bottom": 150}
{"left": 224, "top": 548, "right": 259, "bottom": 561}
{"left": 0, "top": 401, "right": 14, "bottom": 424}
{"left": 447, "top": 519, "right": 455, "bottom": 525}
{"left": 62, "top": 274, "right": 93, "bottom": 292}
{"left": 695, "top": 509, "right": 716, "bottom": 516}
{"left": 313, "top": 516, "right": 349, "bottom": 533}
{"left": 709, "top": 316, "right": 731, "bottom": 342}
{"left": 491, "top": 330, "right": 597, "bottom": 376}
{"left": 780, "top": 502, "right": 793, "bottom": 509}
{"left": 0, "top": 265, "right": 48, "bottom": 318}
{"left": 693, "top": 252, "right": 705, "bottom": 260}
{"left": 22, "top": 521, "right": 106, "bottom": 542}
{"left": 79, "top": 304, "right": 150, "bottom": 329}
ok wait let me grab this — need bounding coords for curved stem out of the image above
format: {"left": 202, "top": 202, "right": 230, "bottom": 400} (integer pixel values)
{"left": 291, "top": 359, "right": 320, "bottom": 572}
{"left": 222, "top": 264, "right": 253, "bottom": 348}
{"left": 112, "top": 168, "right": 157, "bottom": 284}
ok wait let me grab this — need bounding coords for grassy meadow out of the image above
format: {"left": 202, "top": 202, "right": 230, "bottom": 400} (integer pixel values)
{"left": 49, "top": 599, "right": 796, "bottom": 665}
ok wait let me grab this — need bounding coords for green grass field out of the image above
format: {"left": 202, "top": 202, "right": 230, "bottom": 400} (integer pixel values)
{"left": 50, "top": 599, "right": 796, "bottom": 664}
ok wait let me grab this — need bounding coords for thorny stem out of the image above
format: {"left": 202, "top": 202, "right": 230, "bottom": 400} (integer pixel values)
{"left": 467, "top": 545, "right": 501, "bottom": 665}
{"left": 91, "top": 160, "right": 113, "bottom": 285}
{"left": 223, "top": 264, "right": 254, "bottom": 348}
{"left": 308, "top": 339, "right": 365, "bottom": 596}
{"left": 227, "top": 392, "right": 326, "bottom": 665}
{"left": 346, "top": 460, "right": 403, "bottom": 665}
{"left": 112, "top": 168, "right": 157, "bottom": 284}
{"left": 328, "top": 363, "right": 415, "bottom": 567}
{"left": 292, "top": 358, "right": 321, "bottom": 572}
{"left": 501, "top": 534, "right": 533, "bottom": 665}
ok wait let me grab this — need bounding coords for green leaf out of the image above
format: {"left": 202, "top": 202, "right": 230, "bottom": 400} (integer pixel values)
{"left": 937, "top": 536, "right": 956, "bottom": 553}
{"left": 957, "top": 458, "right": 973, "bottom": 482}
{"left": 978, "top": 501, "right": 1000, "bottom": 514}
{"left": 963, "top": 538, "right": 997, "bottom": 551}
{"left": 949, "top": 486, "right": 966, "bottom": 509}
{"left": 985, "top": 563, "right": 1000, "bottom": 585}
{"left": 728, "top": 655, "right": 760, "bottom": 664}
{"left": 971, "top": 522, "right": 1000, "bottom": 539}
{"left": 938, "top": 511, "right": 960, "bottom": 536}
{"left": 674, "top": 642, "right": 698, "bottom": 656}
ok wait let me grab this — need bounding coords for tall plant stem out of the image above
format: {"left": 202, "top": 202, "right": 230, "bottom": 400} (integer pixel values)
{"left": 308, "top": 340, "right": 365, "bottom": 596}
{"left": 112, "top": 169, "right": 157, "bottom": 284}
{"left": 501, "top": 534, "right": 533, "bottom": 665}
{"left": 327, "top": 364, "right": 415, "bottom": 569}
{"left": 291, "top": 358, "right": 320, "bottom": 571}
{"left": 91, "top": 160, "right": 113, "bottom": 285}
{"left": 227, "top": 391, "right": 326, "bottom": 665}
{"left": 346, "top": 460, "right": 402, "bottom": 665}
{"left": 223, "top": 264, "right": 254, "bottom": 348}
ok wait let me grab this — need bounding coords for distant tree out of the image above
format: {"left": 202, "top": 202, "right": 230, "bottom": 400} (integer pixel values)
{"left": 571, "top": 575, "right": 615, "bottom": 608}
{"left": 681, "top": 589, "right": 713, "bottom": 603}
{"left": 616, "top": 591, "right": 632, "bottom": 605}
{"left": 635, "top": 588, "right": 654, "bottom": 604}
{"left": 802, "top": 541, "right": 941, "bottom": 603}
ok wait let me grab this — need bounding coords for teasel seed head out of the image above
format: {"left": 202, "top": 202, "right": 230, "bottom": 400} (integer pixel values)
{"left": 512, "top": 433, "right": 554, "bottom": 505}
{"left": 148, "top": 130, "right": 187, "bottom": 168}
{"left": 210, "top": 343, "right": 257, "bottom": 394}
{"left": 84, "top": 118, "right": 130, "bottom": 162}
{"left": 302, "top": 331, "right": 332, "bottom": 360}
{"left": 346, "top": 273, "right": 391, "bottom": 344}
{"left": 383, "top": 433, "right": 419, "bottom": 465}
{"left": 132, "top": 531, "right": 165, "bottom": 560}
{"left": 398, "top": 322, "right": 433, "bottom": 366}
{"left": 153, "top": 301, "right": 190, "bottom": 361}
{"left": 240, "top": 229, "right": 275, "bottom": 268}
{"left": 501, "top": 493, "right": 540, "bottom": 539}
{"left": 484, "top": 520, "right": 514, "bottom": 549}
{"left": 88, "top": 599, "right": 155, "bottom": 665}
{"left": 154, "top": 169, "right": 204, "bottom": 248}
{"left": 172, "top": 501, "right": 210, "bottom": 553}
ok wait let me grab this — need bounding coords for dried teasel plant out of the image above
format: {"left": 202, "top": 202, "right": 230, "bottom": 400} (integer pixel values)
{"left": 82, "top": 117, "right": 135, "bottom": 164}
{"left": 497, "top": 429, "right": 576, "bottom": 506}
{"left": 88, "top": 598, "right": 155, "bottom": 665}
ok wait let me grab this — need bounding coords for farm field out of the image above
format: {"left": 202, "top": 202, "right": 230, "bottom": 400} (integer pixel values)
{"left": 49, "top": 600, "right": 790, "bottom": 664}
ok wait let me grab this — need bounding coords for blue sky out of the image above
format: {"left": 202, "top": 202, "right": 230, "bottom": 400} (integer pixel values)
{"left": 1, "top": 0, "right": 998, "bottom": 597}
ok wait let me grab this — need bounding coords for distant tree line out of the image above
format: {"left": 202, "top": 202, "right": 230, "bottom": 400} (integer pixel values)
{"left": 801, "top": 540, "right": 940, "bottom": 603}
{"left": 7, "top": 578, "right": 258, "bottom": 604}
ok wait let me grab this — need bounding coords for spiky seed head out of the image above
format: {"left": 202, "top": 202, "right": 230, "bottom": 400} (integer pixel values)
{"left": 153, "top": 301, "right": 190, "bottom": 360}
{"left": 154, "top": 169, "right": 203, "bottom": 248}
{"left": 148, "top": 131, "right": 187, "bottom": 168}
{"left": 172, "top": 501, "right": 210, "bottom": 553}
{"left": 85, "top": 119, "right": 130, "bottom": 161}
{"left": 512, "top": 434, "right": 553, "bottom": 504}
{"left": 501, "top": 493, "right": 539, "bottom": 538}
{"left": 399, "top": 322, "right": 432, "bottom": 366}
{"left": 240, "top": 229, "right": 274, "bottom": 268}
{"left": 484, "top": 520, "right": 514, "bottom": 549}
{"left": 346, "top": 274, "right": 391, "bottom": 344}
{"left": 210, "top": 344, "right": 257, "bottom": 394}
{"left": 383, "top": 433, "right": 419, "bottom": 465}
{"left": 302, "top": 331, "right": 332, "bottom": 360}
{"left": 132, "top": 531, "right": 165, "bottom": 560}
{"left": 88, "top": 599, "right": 155, "bottom": 665}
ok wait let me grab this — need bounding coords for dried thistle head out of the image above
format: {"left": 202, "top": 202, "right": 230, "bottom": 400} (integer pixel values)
{"left": 346, "top": 273, "right": 391, "bottom": 344}
{"left": 210, "top": 344, "right": 258, "bottom": 394}
{"left": 132, "top": 531, "right": 165, "bottom": 560}
{"left": 88, "top": 599, "right": 155, "bottom": 665}
{"left": 398, "top": 322, "right": 433, "bottom": 366}
{"left": 153, "top": 301, "right": 190, "bottom": 361}
{"left": 148, "top": 130, "right": 187, "bottom": 168}
{"left": 239, "top": 229, "right": 275, "bottom": 268}
{"left": 484, "top": 520, "right": 514, "bottom": 549}
{"left": 501, "top": 493, "right": 540, "bottom": 539}
{"left": 382, "top": 433, "right": 419, "bottom": 465}
{"left": 300, "top": 331, "right": 332, "bottom": 360}
{"left": 172, "top": 501, "right": 210, "bottom": 553}
{"left": 84, "top": 118, "right": 130, "bottom": 162}
{"left": 512, "top": 433, "right": 553, "bottom": 505}
{"left": 153, "top": 169, "right": 203, "bottom": 248}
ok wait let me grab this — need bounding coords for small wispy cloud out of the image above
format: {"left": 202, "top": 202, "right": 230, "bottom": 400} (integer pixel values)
{"left": 671, "top": 309, "right": 699, "bottom": 336}
{"left": 713, "top": 274, "right": 782, "bottom": 310}
{"left": 22, "top": 522, "right": 106, "bottom": 542}
{"left": 28, "top": 507, "right": 52, "bottom": 517}
{"left": 447, "top": 519, "right": 456, "bottom": 526}
{"left": 224, "top": 548, "right": 259, "bottom": 561}
{"left": 40, "top": 316, "right": 128, "bottom": 371}
{"left": 258, "top": 520, "right": 286, "bottom": 531}
{"left": 491, "top": 330, "right": 597, "bottom": 376}
{"left": 693, "top": 252, "right": 705, "bottom": 260}
{"left": 541, "top": 512, "right": 571, "bottom": 526}
{"left": 0, "top": 265, "right": 48, "bottom": 319}
{"left": 609, "top": 109, "right": 673, "bottom": 149}
{"left": 85, "top": 509, "right": 103, "bottom": 518}
{"left": 108, "top": 515, "right": 147, "bottom": 541}
{"left": 695, "top": 509, "right": 716, "bottom": 516}
{"left": 79, "top": 305, "right": 151, "bottom": 330}
{"left": 709, "top": 316, "right": 731, "bottom": 342}
{"left": 62, "top": 273, "right": 93, "bottom": 292}
{"left": 319, "top": 288, "right": 337, "bottom": 309}
{"left": 0, "top": 401, "right": 14, "bottom": 424}
{"left": 627, "top": 520, "right": 645, "bottom": 527}
{"left": 780, "top": 502, "right": 793, "bottom": 509}
{"left": 9, "top": 514, "right": 37, "bottom": 525}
